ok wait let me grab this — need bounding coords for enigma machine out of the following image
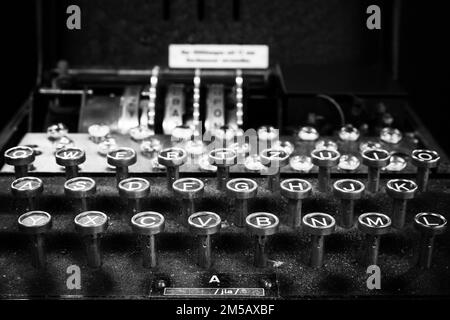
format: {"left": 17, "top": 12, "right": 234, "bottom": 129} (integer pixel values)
{"left": 0, "top": 0, "right": 449, "bottom": 301}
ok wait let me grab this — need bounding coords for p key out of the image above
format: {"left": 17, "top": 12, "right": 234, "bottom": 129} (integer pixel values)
{"left": 4, "top": 146, "right": 35, "bottom": 178}
{"left": 280, "top": 179, "right": 312, "bottom": 228}
{"left": 362, "top": 148, "right": 390, "bottom": 193}
{"left": 260, "top": 148, "right": 290, "bottom": 192}
{"left": 333, "top": 179, "right": 365, "bottom": 229}
{"left": 246, "top": 212, "right": 279, "bottom": 268}
{"left": 358, "top": 212, "right": 391, "bottom": 266}
{"left": 208, "top": 148, "right": 237, "bottom": 191}
{"left": 173, "top": 178, "right": 205, "bottom": 222}
{"left": 188, "top": 212, "right": 221, "bottom": 269}
{"left": 158, "top": 147, "right": 188, "bottom": 190}
{"left": 11, "top": 177, "right": 43, "bottom": 211}
{"left": 55, "top": 147, "right": 86, "bottom": 180}
{"left": 311, "top": 149, "right": 340, "bottom": 192}
{"left": 302, "top": 213, "right": 336, "bottom": 268}
{"left": 386, "top": 179, "right": 417, "bottom": 229}
{"left": 226, "top": 178, "right": 258, "bottom": 227}
{"left": 411, "top": 149, "right": 440, "bottom": 192}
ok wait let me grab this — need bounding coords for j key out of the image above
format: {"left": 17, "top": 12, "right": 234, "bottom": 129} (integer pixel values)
{"left": 226, "top": 178, "right": 258, "bottom": 227}
{"left": 173, "top": 178, "right": 205, "bottom": 223}
{"left": 74, "top": 211, "right": 109, "bottom": 268}
{"left": 11, "top": 177, "right": 43, "bottom": 211}
{"left": 357, "top": 212, "right": 391, "bottom": 266}
{"left": 188, "top": 212, "right": 221, "bottom": 269}
{"left": 386, "top": 179, "right": 417, "bottom": 229}
{"left": 260, "top": 148, "right": 290, "bottom": 192}
{"left": 131, "top": 211, "right": 165, "bottom": 268}
{"left": 246, "top": 212, "right": 279, "bottom": 268}
{"left": 362, "top": 148, "right": 391, "bottom": 193}
{"left": 158, "top": 147, "right": 188, "bottom": 190}
{"left": 107, "top": 147, "right": 137, "bottom": 184}
{"left": 280, "top": 179, "right": 312, "bottom": 228}
{"left": 55, "top": 147, "right": 86, "bottom": 179}
{"left": 118, "top": 178, "right": 150, "bottom": 216}
{"left": 333, "top": 179, "right": 365, "bottom": 229}
{"left": 4, "top": 146, "right": 35, "bottom": 178}
{"left": 18, "top": 211, "right": 52, "bottom": 269}
{"left": 302, "top": 213, "right": 336, "bottom": 268}
{"left": 411, "top": 149, "right": 440, "bottom": 192}
{"left": 64, "top": 177, "right": 97, "bottom": 213}
{"left": 414, "top": 212, "right": 447, "bottom": 269}
{"left": 208, "top": 148, "right": 237, "bottom": 191}
{"left": 311, "top": 149, "right": 340, "bottom": 192}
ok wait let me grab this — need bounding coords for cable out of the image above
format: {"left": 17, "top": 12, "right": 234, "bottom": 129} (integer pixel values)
{"left": 316, "top": 94, "right": 346, "bottom": 127}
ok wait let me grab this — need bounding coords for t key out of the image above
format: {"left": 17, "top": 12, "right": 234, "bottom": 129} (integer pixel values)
{"left": 208, "top": 148, "right": 237, "bottom": 191}
{"left": 411, "top": 149, "right": 440, "bottom": 192}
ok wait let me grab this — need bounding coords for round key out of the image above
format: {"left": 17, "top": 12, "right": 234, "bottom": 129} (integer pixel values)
{"left": 361, "top": 148, "right": 390, "bottom": 193}
{"left": 333, "top": 179, "right": 365, "bottom": 229}
{"left": 246, "top": 212, "right": 279, "bottom": 268}
{"left": 280, "top": 179, "right": 312, "bottom": 228}
{"left": 358, "top": 212, "right": 391, "bottom": 265}
{"left": 311, "top": 149, "right": 340, "bottom": 192}
{"left": 158, "top": 147, "right": 187, "bottom": 190}
{"left": 173, "top": 178, "right": 205, "bottom": 223}
{"left": 74, "top": 211, "right": 109, "bottom": 268}
{"left": 47, "top": 123, "right": 68, "bottom": 141}
{"left": 208, "top": 148, "right": 237, "bottom": 191}
{"left": 226, "top": 178, "right": 258, "bottom": 227}
{"left": 107, "top": 147, "right": 137, "bottom": 184}
{"left": 302, "top": 213, "right": 336, "bottom": 268}
{"left": 188, "top": 212, "right": 221, "bottom": 268}
{"left": 55, "top": 147, "right": 86, "bottom": 179}
{"left": 411, "top": 149, "right": 440, "bottom": 192}
{"left": 414, "top": 212, "right": 447, "bottom": 269}
{"left": 64, "top": 177, "right": 97, "bottom": 213}
{"left": 18, "top": 211, "right": 52, "bottom": 269}
{"left": 11, "top": 177, "right": 43, "bottom": 211}
{"left": 386, "top": 179, "right": 417, "bottom": 229}
{"left": 4, "top": 146, "right": 35, "bottom": 178}
{"left": 260, "top": 148, "right": 290, "bottom": 192}
{"left": 131, "top": 211, "right": 165, "bottom": 268}
{"left": 118, "top": 178, "right": 150, "bottom": 216}
{"left": 88, "top": 124, "right": 110, "bottom": 143}
{"left": 257, "top": 126, "right": 279, "bottom": 149}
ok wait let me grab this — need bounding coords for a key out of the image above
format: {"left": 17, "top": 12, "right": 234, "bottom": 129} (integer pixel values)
{"left": 208, "top": 148, "right": 237, "bottom": 191}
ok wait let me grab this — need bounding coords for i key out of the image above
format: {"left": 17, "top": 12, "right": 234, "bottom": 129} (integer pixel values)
{"left": 280, "top": 179, "right": 312, "bottom": 229}
{"left": 107, "top": 147, "right": 137, "bottom": 184}
{"left": 131, "top": 211, "right": 165, "bottom": 268}
{"left": 302, "top": 213, "right": 336, "bottom": 268}
{"left": 386, "top": 179, "right": 417, "bottom": 229}
{"left": 158, "top": 147, "right": 188, "bottom": 190}
{"left": 188, "top": 212, "right": 221, "bottom": 269}
{"left": 18, "top": 211, "right": 52, "bottom": 269}
{"left": 311, "top": 149, "right": 340, "bottom": 192}
{"left": 414, "top": 212, "right": 447, "bottom": 269}
{"left": 4, "top": 146, "right": 35, "bottom": 178}
{"left": 226, "top": 178, "right": 258, "bottom": 227}
{"left": 260, "top": 148, "right": 290, "bottom": 192}
{"left": 74, "top": 211, "right": 109, "bottom": 268}
{"left": 333, "top": 179, "right": 365, "bottom": 229}
{"left": 64, "top": 177, "right": 97, "bottom": 213}
{"left": 11, "top": 177, "right": 43, "bottom": 211}
{"left": 246, "top": 212, "right": 279, "bottom": 268}
{"left": 411, "top": 149, "right": 440, "bottom": 192}
{"left": 357, "top": 212, "right": 391, "bottom": 266}
{"left": 55, "top": 147, "right": 86, "bottom": 179}
{"left": 173, "top": 178, "right": 205, "bottom": 223}
{"left": 362, "top": 148, "right": 390, "bottom": 193}
{"left": 208, "top": 148, "right": 237, "bottom": 191}
{"left": 118, "top": 178, "right": 150, "bottom": 216}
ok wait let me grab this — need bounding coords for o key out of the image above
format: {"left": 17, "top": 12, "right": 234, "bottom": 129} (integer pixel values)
{"left": 4, "top": 146, "right": 35, "bottom": 178}
{"left": 188, "top": 211, "right": 222, "bottom": 269}
{"left": 131, "top": 211, "right": 165, "bottom": 268}
{"left": 302, "top": 212, "right": 336, "bottom": 268}
{"left": 246, "top": 212, "right": 279, "bottom": 268}
{"left": 414, "top": 212, "right": 447, "bottom": 269}
{"left": 311, "top": 149, "right": 340, "bottom": 193}
{"left": 411, "top": 149, "right": 440, "bottom": 192}
{"left": 55, "top": 147, "right": 86, "bottom": 180}
{"left": 361, "top": 148, "right": 390, "bottom": 193}
{"left": 158, "top": 147, "right": 188, "bottom": 190}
